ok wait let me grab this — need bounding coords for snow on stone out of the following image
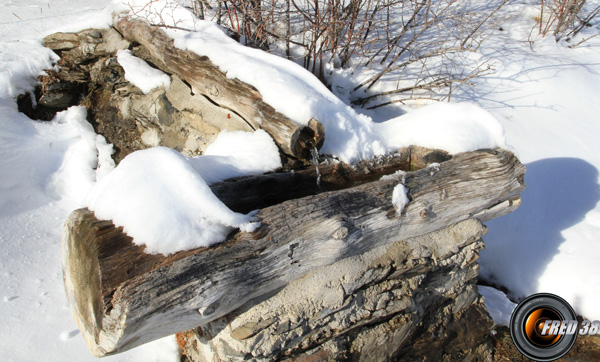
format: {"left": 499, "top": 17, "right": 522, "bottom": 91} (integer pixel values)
{"left": 0, "top": 41, "right": 58, "bottom": 100}
{"left": 83, "top": 147, "right": 254, "bottom": 254}
{"left": 163, "top": 16, "right": 385, "bottom": 162}
{"left": 0, "top": 3, "right": 180, "bottom": 357}
{"left": 50, "top": 106, "right": 115, "bottom": 208}
{"left": 116, "top": 49, "right": 171, "bottom": 94}
{"left": 172, "top": 20, "right": 506, "bottom": 162}
{"left": 2, "top": 1, "right": 600, "bottom": 360}
{"left": 392, "top": 184, "right": 409, "bottom": 215}
{"left": 479, "top": 286, "right": 516, "bottom": 327}
{"left": 84, "top": 129, "right": 281, "bottom": 255}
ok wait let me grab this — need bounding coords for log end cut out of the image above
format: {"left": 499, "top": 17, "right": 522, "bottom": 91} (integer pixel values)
{"left": 62, "top": 209, "right": 107, "bottom": 357}
{"left": 293, "top": 118, "right": 326, "bottom": 159}
{"left": 61, "top": 208, "right": 168, "bottom": 356}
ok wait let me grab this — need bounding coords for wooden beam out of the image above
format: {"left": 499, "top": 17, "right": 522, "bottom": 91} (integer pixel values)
{"left": 113, "top": 17, "right": 324, "bottom": 160}
{"left": 62, "top": 149, "right": 525, "bottom": 356}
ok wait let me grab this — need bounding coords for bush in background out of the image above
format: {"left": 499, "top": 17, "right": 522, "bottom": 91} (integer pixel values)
{"left": 189, "top": 0, "right": 508, "bottom": 109}
{"left": 538, "top": 0, "right": 599, "bottom": 45}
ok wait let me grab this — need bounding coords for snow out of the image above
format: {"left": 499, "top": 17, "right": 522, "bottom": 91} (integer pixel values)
{"left": 1, "top": 0, "right": 600, "bottom": 360}
{"left": 202, "top": 129, "right": 282, "bottom": 181}
{"left": 375, "top": 102, "right": 508, "bottom": 155}
{"left": 466, "top": 1, "right": 600, "bottom": 322}
{"left": 0, "top": 40, "right": 58, "bottom": 100}
{"left": 0, "top": 1, "right": 181, "bottom": 361}
{"left": 386, "top": 169, "right": 410, "bottom": 215}
{"left": 116, "top": 49, "right": 171, "bottom": 94}
{"left": 479, "top": 286, "right": 517, "bottom": 327}
{"left": 0, "top": 1, "right": 112, "bottom": 41}
{"left": 380, "top": 169, "right": 407, "bottom": 181}
{"left": 392, "top": 184, "right": 409, "bottom": 215}
{"left": 83, "top": 131, "right": 281, "bottom": 254}
{"left": 50, "top": 106, "right": 115, "bottom": 208}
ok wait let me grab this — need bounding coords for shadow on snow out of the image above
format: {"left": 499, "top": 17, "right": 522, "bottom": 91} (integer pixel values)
{"left": 479, "top": 157, "right": 600, "bottom": 301}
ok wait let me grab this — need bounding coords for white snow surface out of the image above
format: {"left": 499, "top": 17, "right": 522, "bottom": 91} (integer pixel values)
{"left": 51, "top": 106, "right": 115, "bottom": 206}
{"left": 392, "top": 184, "right": 409, "bottom": 215}
{"left": 84, "top": 129, "right": 280, "bottom": 254}
{"left": 380, "top": 169, "right": 407, "bottom": 181}
{"left": 0, "top": 1, "right": 180, "bottom": 361}
{"left": 2, "top": 0, "right": 600, "bottom": 360}
{"left": 375, "top": 102, "right": 508, "bottom": 155}
{"left": 468, "top": 0, "right": 600, "bottom": 322}
{"left": 479, "top": 286, "right": 517, "bottom": 327}
{"left": 202, "top": 129, "right": 282, "bottom": 183}
{"left": 116, "top": 49, "right": 171, "bottom": 94}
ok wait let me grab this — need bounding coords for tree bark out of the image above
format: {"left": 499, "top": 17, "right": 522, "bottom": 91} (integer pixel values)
{"left": 62, "top": 149, "right": 525, "bottom": 356}
{"left": 113, "top": 17, "right": 324, "bottom": 160}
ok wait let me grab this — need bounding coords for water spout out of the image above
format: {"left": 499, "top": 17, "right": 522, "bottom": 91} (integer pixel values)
{"left": 311, "top": 147, "right": 322, "bottom": 192}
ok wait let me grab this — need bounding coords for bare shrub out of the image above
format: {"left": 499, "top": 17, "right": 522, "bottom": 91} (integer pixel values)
{"left": 132, "top": 0, "right": 508, "bottom": 109}
{"left": 199, "top": 0, "right": 510, "bottom": 109}
{"left": 538, "top": 0, "right": 600, "bottom": 45}
{"left": 190, "top": 0, "right": 206, "bottom": 19}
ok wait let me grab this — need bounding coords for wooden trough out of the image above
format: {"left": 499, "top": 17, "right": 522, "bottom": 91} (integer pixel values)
{"left": 61, "top": 146, "right": 525, "bottom": 356}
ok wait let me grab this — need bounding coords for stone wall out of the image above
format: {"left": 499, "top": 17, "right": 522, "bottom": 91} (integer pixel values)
{"left": 177, "top": 219, "right": 494, "bottom": 362}
{"left": 42, "top": 29, "right": 255, "bottom": 163}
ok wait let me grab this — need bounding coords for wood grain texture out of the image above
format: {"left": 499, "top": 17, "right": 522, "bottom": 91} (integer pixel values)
{"left": 113, "top": 17, "right": 324, "bottom": 160}
{"left": 61, "top": 149, "right": 525, "bottom": 356}
{"left": 211, "top": 145, "right": 450, "bottom": 213}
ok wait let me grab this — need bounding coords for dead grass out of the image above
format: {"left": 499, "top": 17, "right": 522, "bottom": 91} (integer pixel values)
{"left": 492, "top": 326, "right": 600, "bottom": 362}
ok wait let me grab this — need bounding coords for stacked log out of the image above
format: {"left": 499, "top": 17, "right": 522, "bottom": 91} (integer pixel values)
{"left": 61, "top": 149, "right": 525, "bottom": 357}
{"left": 42, "top": 22, "right": 324, "bottom": 165}
{"left": 45, "top": 15, "right": 527, "bottom": 362}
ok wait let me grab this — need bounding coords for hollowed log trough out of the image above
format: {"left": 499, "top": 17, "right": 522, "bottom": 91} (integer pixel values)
{"left": 62, "top": 147, "right": 525, "bottom": 356}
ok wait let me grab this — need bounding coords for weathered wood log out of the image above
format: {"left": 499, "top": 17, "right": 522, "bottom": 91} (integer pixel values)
{"left": 211, "top": 145, "right": 450, "bottom": 213}
{"left": 113, "top": 17, "right": 324, "bottom": 160}
{"left": 62, "top": 149, "right": 525, "bottom": 356}
{"left": 176, "top": 219, "right": 492, "bottom": 361}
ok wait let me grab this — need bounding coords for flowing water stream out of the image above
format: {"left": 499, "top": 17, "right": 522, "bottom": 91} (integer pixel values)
{"left": 311, "top": 147, "right": 322, "bottom": 191}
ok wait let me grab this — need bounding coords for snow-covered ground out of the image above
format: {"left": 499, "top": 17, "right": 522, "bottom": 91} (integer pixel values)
{"left": 1, "top": 0, "right": 599, "bottom": 360}
{"left": 470, "top": 1, "right": 600, "bottom": 322}
{"left": 0, "top": 2, "right": 180, "bottom": 361}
